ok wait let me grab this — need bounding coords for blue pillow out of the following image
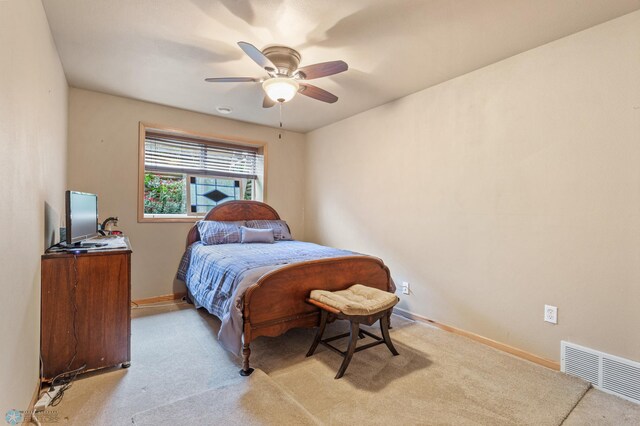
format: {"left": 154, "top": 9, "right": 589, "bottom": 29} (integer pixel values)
{"left": 245, "top": 220, "right": 292, "bottom": 241}
{"left": 197, "top": 221, "right": 245, "bottom": 245}
{"left": 240, "top": 227, "right": 274, "bottom": 244}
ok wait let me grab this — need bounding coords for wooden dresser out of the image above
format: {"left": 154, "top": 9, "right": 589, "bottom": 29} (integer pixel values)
{"left": 41, "top": 239, "right": 132, "bottom": 381}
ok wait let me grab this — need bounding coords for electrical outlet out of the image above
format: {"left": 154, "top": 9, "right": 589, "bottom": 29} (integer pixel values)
{"left": 544, "top": 305, "right": 558, "bottom": 324}
{"left": 402, "top": 281, "right": 410, "bottom": 295}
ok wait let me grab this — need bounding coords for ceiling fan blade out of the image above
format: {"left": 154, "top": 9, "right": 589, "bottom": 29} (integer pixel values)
{"left": 298, "top": 83, "right": 338, "bottom": 103}
{"left": 262, "top": 96, "right": 275, "bottom": 108}
{"left": 204, "top": 77, "right": 260, "bottom": 83}
{"left": 238, "top": 41, "right": 277, "bottom": 74}
{"left": 296, "top": 60, "right": 348, "bottom": 80}
{"left": 204, "top": 77, "right": 258, "bottom": 83}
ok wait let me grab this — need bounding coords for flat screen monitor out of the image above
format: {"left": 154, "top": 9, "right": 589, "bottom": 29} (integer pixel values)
{"left": 65, "top": 191, "right": 98, "bottom": 245}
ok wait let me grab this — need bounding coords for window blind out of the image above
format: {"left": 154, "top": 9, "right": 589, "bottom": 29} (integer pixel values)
{"left": 144, "top": 134, "right": 261, "bottom": 180}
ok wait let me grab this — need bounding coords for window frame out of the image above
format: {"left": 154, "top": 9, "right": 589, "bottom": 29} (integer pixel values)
{"left": 138, "top": 122, "right": 267, "bottom": 223}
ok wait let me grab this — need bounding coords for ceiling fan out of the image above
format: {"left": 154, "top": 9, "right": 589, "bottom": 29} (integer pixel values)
{"left": 205, "top": 42, "right": 348, "bottom": 108}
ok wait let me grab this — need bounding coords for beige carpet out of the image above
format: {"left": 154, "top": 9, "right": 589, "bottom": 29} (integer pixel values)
{"left": 247, "top": 319, "right": 590, "bottom": 425}
{"left": 563, "top": 388, "right": 640, "bottom": 425}
{"left": 49, "top": 303, "right": 638, "bottom": 425}
{"left": 49, "top": 304, "right": 243, "bottom": 425}
{"left": 131, "top": 369, "right": 319, "bottom": 425}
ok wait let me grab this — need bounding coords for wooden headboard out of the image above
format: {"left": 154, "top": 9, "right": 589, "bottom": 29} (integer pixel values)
{"left": 186, "top": 201, "right": 281, "bottom": 247}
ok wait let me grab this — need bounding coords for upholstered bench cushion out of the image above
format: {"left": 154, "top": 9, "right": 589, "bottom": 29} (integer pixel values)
{"left": 310, "top": 284, "right": 398, "bottom": 316}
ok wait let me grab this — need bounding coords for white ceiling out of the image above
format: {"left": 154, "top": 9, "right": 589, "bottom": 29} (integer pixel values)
{"left": 42, "top": 0, "right": 640, "bottom": 133}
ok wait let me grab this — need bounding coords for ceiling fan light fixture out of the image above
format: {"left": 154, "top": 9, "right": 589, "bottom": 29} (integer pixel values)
{"left": 262, "top": 77, "right": 299, "bottom": 103}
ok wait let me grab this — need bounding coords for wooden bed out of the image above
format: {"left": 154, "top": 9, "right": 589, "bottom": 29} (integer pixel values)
{"left": 185, "top": 200, "right": 393, "bottom": 375}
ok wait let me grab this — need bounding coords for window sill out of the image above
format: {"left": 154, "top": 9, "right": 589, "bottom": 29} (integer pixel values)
{"left": 138, "top": 214, "right": 204, "bottom": 223}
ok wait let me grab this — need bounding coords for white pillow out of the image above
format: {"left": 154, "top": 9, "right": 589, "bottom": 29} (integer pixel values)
{"left": 245, "top": 220, "right": 292, "bottom": 240}
{"left": 240, "top": 227, "right": 274, "bottom": 244}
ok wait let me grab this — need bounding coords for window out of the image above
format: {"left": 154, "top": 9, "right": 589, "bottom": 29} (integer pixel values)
{"left": 138, "top": 123, "right": 265, "bottom": 222}
{"left": 188, "top": 175, "right": 251, "bottom": 214}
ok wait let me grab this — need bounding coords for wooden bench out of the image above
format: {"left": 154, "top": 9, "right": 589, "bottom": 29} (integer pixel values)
{"left": 306, "top": 284, "right": 400, "bottom": 379}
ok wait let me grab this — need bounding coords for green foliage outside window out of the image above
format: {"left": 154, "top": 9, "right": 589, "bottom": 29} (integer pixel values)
{"left": 144, "top": 173, "right": 186, "bottom": 214}
{"left": 244, "top": 179, "right": 253, "bottom": 200}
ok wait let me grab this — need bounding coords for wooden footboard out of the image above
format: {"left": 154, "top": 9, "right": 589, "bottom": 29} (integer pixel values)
{"left": 240, "top": 256, "right": 392, "bottom": 374}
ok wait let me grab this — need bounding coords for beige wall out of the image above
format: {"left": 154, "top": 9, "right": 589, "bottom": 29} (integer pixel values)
{"left": 305, "top": 11, "right": 640, "bottom": 362}
{"left": 67, "top": 88, "right": 306, "bottom": 299}
{"left": 0, "top": 0, "right": 68, "bottom": 411}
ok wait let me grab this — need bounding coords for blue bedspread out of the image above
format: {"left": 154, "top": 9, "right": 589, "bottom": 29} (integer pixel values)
{"left": 177, "top": 241, "right": 358, "bottom": 353}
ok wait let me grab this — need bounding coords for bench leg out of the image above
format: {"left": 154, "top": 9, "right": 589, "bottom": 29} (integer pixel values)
{"left": 335, "top": 321, "right": 360, "bottom": 379}
{"left": 307, "top": 309, "right": 328, "bottom": 357}
{"left": 240, "top": 343, "right": 254, "bottom": 376}
{"left": 380, "top": 312, "right": 399, "bottom": 356}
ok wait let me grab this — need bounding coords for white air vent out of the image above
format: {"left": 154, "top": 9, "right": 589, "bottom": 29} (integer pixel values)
{"left": 561, "top": 341, "right": 640, "bottom": 404}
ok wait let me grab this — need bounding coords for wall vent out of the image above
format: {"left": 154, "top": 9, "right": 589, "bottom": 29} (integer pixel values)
{"left": 561, "top": 341, "right": 640, "bottom": 404}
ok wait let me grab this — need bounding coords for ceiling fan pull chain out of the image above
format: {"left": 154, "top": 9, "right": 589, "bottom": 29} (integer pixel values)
{"left": 279, "top": 102, "right": 283, "bottom": 140}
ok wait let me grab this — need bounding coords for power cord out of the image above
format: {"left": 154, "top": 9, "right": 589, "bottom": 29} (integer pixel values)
{"left": 47, "top": 364, "right": 86, "bottom": 407}
{"left": 30, "top": 411, "right": 41, "bottom": 426}
{"left": 37, "top": 254, "right": 83, "bottom": 414}
{"left": 32, "top": 364, "right": 86, "bottom": 424}
{"left": 66, "top": 255, "right": 81, "bottom": 370}
{"left": 32, "top": 357, "right": 44, "bottom": 425}
{"left": 47, "top": 255, "right": 85, "bottom": 406}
